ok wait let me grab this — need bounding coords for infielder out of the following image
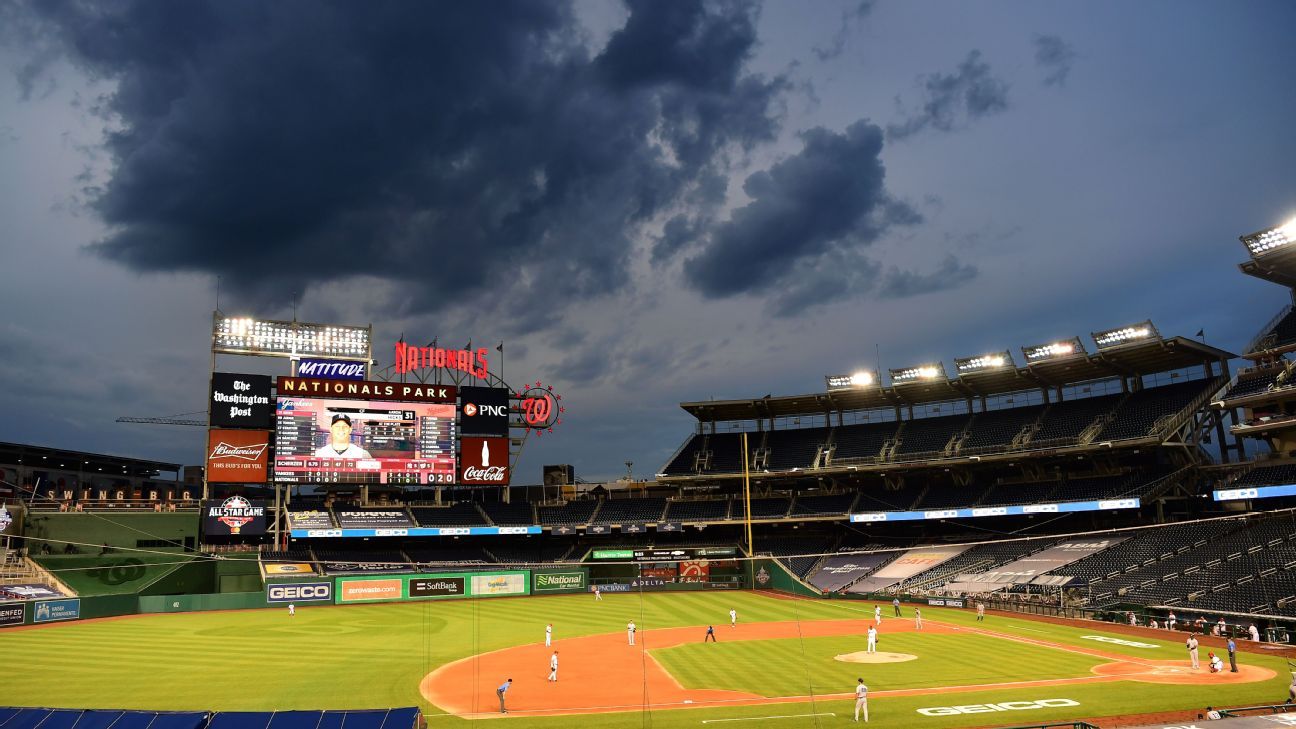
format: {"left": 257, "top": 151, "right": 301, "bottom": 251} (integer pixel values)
{"left": 874, "top": 605, "right": 882, "bottom": 626}
{"left": 627, "top": 620, "right": 637, "bottom": 645}
{"left": 729, "top": 608, "right": 737, "bottom": 627}
{"left": 288, "top": 603, "right": 295, "bottom": 617}
{"left": 545, "top": 623, "right": 553, "bottom": 647}
{"left": 866, "top": 625, "right": 877, "bottom": 654}
{"left": 497, "top": 678, "right": 512, "bottom": 714}
{"left": 914, "top": 607, "right": 922, "bottom": 631}
{"left": 548, "top": 651, "right": 559, "bottom": 682}
{"left": 976, "top": 602, "right": 985, "bottom": 621}
{"left": 854, "top": 678, "right": 869, "bottom": 722}
{"left": 1187, "top": 633, "right": 1200, "bottom": 669}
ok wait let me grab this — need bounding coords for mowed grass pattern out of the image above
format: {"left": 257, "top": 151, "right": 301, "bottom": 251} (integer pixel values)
{"left": 0, "top": 591, "right": 1291, "bottom": 728}
{"left": 652, "top": 633, "right": 1099, "bottom": 696}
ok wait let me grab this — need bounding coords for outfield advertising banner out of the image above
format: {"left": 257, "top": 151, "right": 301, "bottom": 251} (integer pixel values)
{"left": 850, "top": 498, "right": 1139, "bottom": 523}
{"left": 266, "top": 582, "right": 332, "bottom": 603}
{"left": 263, "top": 563, "right": 315, "bottom": 576}
{"left": 471, "top": 573, "right": 527, "bottom": 596}
{"left": 534, "top": 571, "right": 587, "bottom": 593}
{"left": 338, "top": 578, "right": 403, "bottom": 603}
{"left": 0, "top": 604, "right": 24, "bottom": 627}
{"left": 847, "top": 545, "right": 970, "bottom": 594}
{"left": 33, "top": 598, "right": 80, "bottom": 623}
{"left": 409, "top": 576, "right": 466, "bottom": 598}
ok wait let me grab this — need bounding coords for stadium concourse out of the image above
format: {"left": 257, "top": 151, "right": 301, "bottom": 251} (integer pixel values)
{"left": 5, "top": 218, "right": 1296, "bottom": 727}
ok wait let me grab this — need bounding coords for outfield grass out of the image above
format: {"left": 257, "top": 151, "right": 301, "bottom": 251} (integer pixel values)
{"left": 1, "top": 591, "right": 1290, "bottom": 728}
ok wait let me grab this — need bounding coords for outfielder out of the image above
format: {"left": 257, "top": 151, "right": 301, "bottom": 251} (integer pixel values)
{"left": 594, "top": 586, "right": 602, "bottom": 601}
{"left": 854, "top": 678, "right": 869, "bottom": 722}
{"left": 288, "top": 603, "right": 295, "bottom": 617}
{"left": 976, "top": 602, "right": 985, "bottom": 621}
{"left": 628, "top": 620, "right": 637, "bottom": 645}
{"left": 874, "top": 605, "right": 882, "bottom": 626}
{"left": 1187, "top": 633, "right": 1200, "bottom": 669}
{"left": 914, "top": 607, "right": 923, "bottom": 630}
{"left": 730, "top": 608, "right": 737, "bottom": 627}
{"left": 548, "top": 651, "right": 559, "bottom": 682}
{"left": 545, "top": 623, "right": 553, "bottom": 647}
{"left": 866, "top": 625, "right": 877, "bottom": 654}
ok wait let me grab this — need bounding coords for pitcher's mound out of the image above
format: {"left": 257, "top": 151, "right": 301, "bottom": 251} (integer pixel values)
{"left": 834, "top": 651, "right": 918, "bottom": 664}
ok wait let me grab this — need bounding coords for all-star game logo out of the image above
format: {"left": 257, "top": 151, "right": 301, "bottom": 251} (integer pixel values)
{"left": 208, "top": 496, "right": 263, "bottom": 534}
{"left": 756, "top": 567, "right": 771, "bottom": 586}
{"left": 516, "top": 380, "right": 565, "bottom": 437}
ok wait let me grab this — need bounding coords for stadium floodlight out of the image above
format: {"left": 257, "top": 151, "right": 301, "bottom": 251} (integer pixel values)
{"left": 1021, "top": 336, "right": 1086, "bottom": 363}
{"left": 954, "top": 351, "right": 1014, "bottom": 374}
{"left": 1093, "top": 320, "right": 1160, "bottom": 349}
{"left": 889, "top": 362, "right": 946, "bottom": 384}
{"left": 1240, "top": 218, "right": 1296, "bottom": 257}
{"left": 825, "top": 370, "right": 878, "bottom": 390}
{"left": 212, "top": 313, "right": 372, "bottom": 361}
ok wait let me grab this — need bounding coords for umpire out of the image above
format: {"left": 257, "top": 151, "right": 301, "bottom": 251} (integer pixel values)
{"left": 1228, "top": 636, "right": 1238, "bottom": 673}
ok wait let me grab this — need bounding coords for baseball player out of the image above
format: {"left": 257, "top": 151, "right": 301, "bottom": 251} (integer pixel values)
{"left": 729, "top": 608, "right": 737, "bottom": 627}
{"left": 1187, "top": 633, "right": 1200, "bottom": 669}
{"left": 1209, "top": 652, "right": 1224, "bottom": 673}
{"left": 548, "top": 651, "right": 559, "bottom": 682}
{"left": 854, "top": 678, "right": 869, "bottom": 722}
{"left": 976, "top": 602, "right": 985, "bottom": 621}
{"left": 594, "top": 586, "right": 602, "bottom": 601}
{"left": 874, "top": 605, "right": 882, "bottom": 626}
{"left": 1168, "top": 611, "right": 1177, "bottom": 631}
{"left": 866, "top": 625, "right": 877, "bottom": 654}
{"left": 628, "top": 620, "right": 637, "bottom": 645}
{"left": 892, "top": 597, "right": 901, "bottom": 617}
{"left": 288, "top": 603, "right": 295, "bottom": 617}
{"left": 705, "top": 625, "right": 717, "bottom": 642}
{"left": 497, "top": 678, "right": 512, "bottom": 714}
{"left": 914, "top": 607, "right": 922, "bottom": 631}
{"left": 1249, "top": 623, "right": 1261, "bottom": 642}
{"left": 1287, "top": 671, "right": 1296, "bottom": 703}
{"left": 545, "top": 623, "right": 553, "bottom": 647}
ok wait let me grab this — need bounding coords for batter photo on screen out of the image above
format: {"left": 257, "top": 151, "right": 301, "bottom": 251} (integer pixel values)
{"left": 314, "top": 413, "right": 372, "bottom": 459}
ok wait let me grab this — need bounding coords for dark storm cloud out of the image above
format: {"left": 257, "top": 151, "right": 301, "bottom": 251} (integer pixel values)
{"left": 684, "top": 119, "right": 920, "bottom": 308}
{"left": 1034, "top": 34, "right": 1077, "bottom": 87}
{"left": 878, "top": 254, "right": 978, "bottom": 299}
{"left": 887, "top": 50, "right": 1010, "bottom": 139}
{"left": 812, "top": 1, "right": 874, "bottom": 62}
{"left": 7, "top": 0, "right": 785, "bottom": 318}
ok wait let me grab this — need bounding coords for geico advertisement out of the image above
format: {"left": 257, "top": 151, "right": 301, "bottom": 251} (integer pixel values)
{"left": 266, "top": 582, "right": 332, "bottom": 603}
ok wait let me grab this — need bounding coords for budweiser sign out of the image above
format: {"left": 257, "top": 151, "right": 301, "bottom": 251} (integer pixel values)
{"left": 460, "top": 436, "right": 509, "bottom": 485}
{"left": 206, "top": 429, "right": 270, "bottom": 483}
{"left": 210, "top": 442, "right": 268, "bottom": 459}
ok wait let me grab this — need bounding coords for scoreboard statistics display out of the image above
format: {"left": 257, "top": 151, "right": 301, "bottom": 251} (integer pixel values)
{"left": 273, "top": 397, "right": 456, "bottom": 484}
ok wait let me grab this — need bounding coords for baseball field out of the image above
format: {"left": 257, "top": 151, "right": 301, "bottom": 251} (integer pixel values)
{"left": 2, "top": 590, "right": 1290, "bottom": 726}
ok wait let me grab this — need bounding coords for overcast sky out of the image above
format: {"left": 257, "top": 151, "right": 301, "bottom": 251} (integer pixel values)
{"left": 1, "top": 0, "right": 1294, "bottom": 482}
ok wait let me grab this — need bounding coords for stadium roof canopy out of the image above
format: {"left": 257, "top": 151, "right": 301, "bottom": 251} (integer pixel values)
{"left": 680, "top": 335, "right": 1234, "bottom": 422}
{"left": 0, "top": 441, "right": 182, "bottom": 478}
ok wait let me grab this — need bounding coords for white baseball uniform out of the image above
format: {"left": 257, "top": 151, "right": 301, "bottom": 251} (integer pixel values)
{"left": 729, "top": 609, "right": 737, "bottom": 627}
{"left": 854, "top": 682, "right": 868, "bottom": 721}
{"left": 628, "top": 621, "right": 636, "bottom": 645}
{"left": 1187, "top": 637, "right": 1199, "bottom": 669}
{"left": 545, "top": 624, "right": 552, "bottom": 647}
{"left": 288, "top": 603, "right": 295, "bottom": 616}
{"left": 548, "top": 652, "right": 559, "bottom": 681}
{"left": 866, "top": 626, "right": 877, "bottom": 654}
{"left": 915, "top": 608, "right": 922, "bottom": 630}
{"left": 874, "top": 606, "right": 881, "bottom": 625}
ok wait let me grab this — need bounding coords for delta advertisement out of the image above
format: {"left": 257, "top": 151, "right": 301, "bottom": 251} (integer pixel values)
{"left": 336, "top": 571, "right": 531, "bottom": 604}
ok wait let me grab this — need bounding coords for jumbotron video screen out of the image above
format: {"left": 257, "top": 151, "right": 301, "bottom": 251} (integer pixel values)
{"left": 273, "top": 396, "right": 456, "bottom": 485}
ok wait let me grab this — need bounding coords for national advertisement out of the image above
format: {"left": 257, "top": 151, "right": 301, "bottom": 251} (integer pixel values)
{"left": 534, "top": 571, "right": 586, "bottom": 592}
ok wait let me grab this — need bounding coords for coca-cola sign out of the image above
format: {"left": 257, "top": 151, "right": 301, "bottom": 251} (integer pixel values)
{"left": 460, "top": 436, "right": 510, "bottom": 485}
{"left": 206, "top": 429, "right": 270, "bottom": 483}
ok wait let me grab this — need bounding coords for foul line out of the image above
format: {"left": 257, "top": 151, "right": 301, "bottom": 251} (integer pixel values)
{"left": 702, "top": 713, "right": 836, "bottom": 723}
